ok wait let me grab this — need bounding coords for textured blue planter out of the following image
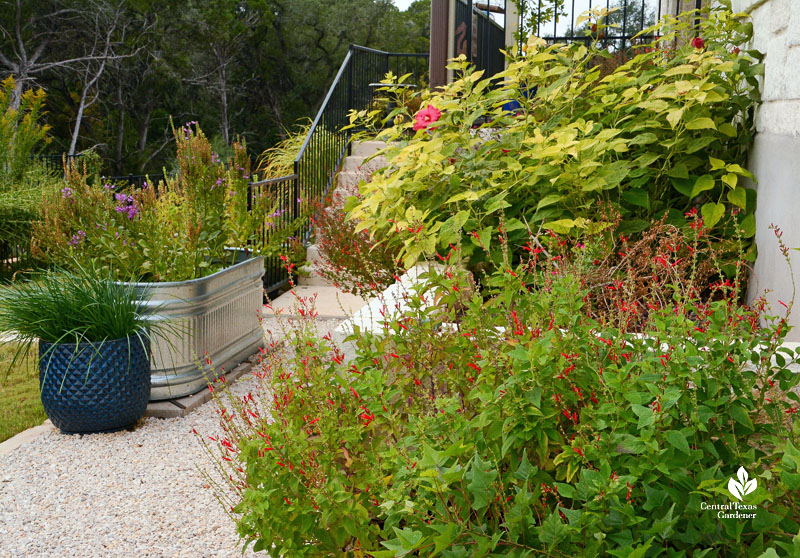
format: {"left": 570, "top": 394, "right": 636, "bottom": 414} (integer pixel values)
{"left": 39, "top": 336, "right": 151, "bottom": 434}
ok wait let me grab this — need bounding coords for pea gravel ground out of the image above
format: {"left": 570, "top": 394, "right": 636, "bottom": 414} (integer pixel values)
{"left": 0, "top": 317, "right": 342, "bottom": 558}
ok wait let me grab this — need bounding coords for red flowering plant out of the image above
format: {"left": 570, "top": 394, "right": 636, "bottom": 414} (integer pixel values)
{"left": 311, "top": 198, "right": 403, "bottom": 297}
{"left": 203, "top": 219, "right": 800, "bottom": 557}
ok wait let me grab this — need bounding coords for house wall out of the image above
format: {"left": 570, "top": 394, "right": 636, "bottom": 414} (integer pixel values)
{"left": 732, "top": 0, "right": 800, "bottom": 338}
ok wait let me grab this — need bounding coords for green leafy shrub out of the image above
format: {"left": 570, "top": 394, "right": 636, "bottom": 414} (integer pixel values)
{"left": 31, "top": 123, "right": 279, "bottom": 282}
{"left": 0, "top": 76, "right": 51, "bottom": 183}
{"left": 348, "top": 3, "right": 762, "bottom": 275}
{"left": 204, "top": 219, "right": 800, "bottom": 557}
{"left": 0, "top": 76, "right": 54, "bottom": 277}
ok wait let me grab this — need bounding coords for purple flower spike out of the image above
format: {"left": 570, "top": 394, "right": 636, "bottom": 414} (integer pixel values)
{"left": 68, "top": 230, "right": 86, "bottom": 246}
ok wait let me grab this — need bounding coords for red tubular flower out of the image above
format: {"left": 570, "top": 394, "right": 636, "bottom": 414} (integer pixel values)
{"left": 691, "top": 36, "right": 705, "bottom": 49}
{"left": 413, "top": 104, "right": 442, "bottom": 131}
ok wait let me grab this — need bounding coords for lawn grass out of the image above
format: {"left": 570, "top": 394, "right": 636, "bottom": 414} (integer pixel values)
{"left": 0, "top": 341, "right": 46, "bottom": 443}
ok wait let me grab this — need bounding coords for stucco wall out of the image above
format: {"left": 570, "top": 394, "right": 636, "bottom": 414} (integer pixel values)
{"left": 733, "top": 0, "right": 800, "bottom": 338}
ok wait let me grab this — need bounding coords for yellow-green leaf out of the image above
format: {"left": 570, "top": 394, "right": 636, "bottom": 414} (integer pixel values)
{"left": 701, "top": 202, "right": 725, "bottom": 228}
{"left": 686, "top": 117, "right": 716, "bottom": 130}
{"left": 537, "top": 194, "right": 564, "bottom": 211}
{"left": 664, "top": 64, "right": 697, "bottom": 77}
{"left": 709, "top": 156, "right": 725, "bottom": 170}
{"left": 726, "top": 163, "right": 754, "bottom": 179}
{"left": 543, "top": 219, "right": 577, "bottom": 234}
{"left": 722, "top": 173, "right": 738, "bottom": 189}
{"left": 727, "top": 187, "right": 746, "bottom": 209}
{"left": 690, "top": 174, "right": 715, "bottom": 198}
{"left": 666, "top": 108, "right": 684, "bottom": 129}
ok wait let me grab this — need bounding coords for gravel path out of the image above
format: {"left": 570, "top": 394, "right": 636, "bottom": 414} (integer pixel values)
{"left": 0, "top": 317, "right": 342, "bottom": 558}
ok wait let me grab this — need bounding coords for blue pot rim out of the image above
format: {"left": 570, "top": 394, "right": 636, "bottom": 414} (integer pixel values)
{"left": 38, "top": 333, "right": 150, "bottom": 349}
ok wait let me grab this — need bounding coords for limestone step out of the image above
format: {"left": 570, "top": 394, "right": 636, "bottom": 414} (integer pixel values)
{"left": 341, "top": 155, "right": 364, "bottom": 172}
{"left": 352, "top": 140, "right": 387, "bottom": 158}
{"left": 336, "top": 170, "right": 362, "bottom": 189}
{"left": 298, "top": 264, "right": 331, "bottom": 287}
{"left": 264, "top": 285, "right": 370, "bottom": 319}
{"left": 341, "top": 154, "right": 387, "bottom": 173}
{"left": 306, "top": 243, "right": 323, "bottom": 266}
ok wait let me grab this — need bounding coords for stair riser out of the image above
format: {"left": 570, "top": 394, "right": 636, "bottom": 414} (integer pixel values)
{"left": 352, "top": 141, "right": 387, "bottom": 158}
{"left": 341, "top": 155, "right": 387, "bottom": 173}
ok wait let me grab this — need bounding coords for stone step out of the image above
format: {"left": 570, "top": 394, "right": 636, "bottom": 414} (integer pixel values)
{"left": 264, "top": 285, "right": 370, "bottom": 319}
{"left": 336, "top": 170, "right": 362, "bottom": 189}
{"left": 342, "top": 155, "right": 364, "bottom": 172}
{"left": 298, "top": 264, "right": 331, "bottom": 287}
{"left": 341, "top": 154, "right": 387, "bottom": 173}
{"left": 352, "top": 140, "right": 387, "bottom": 158}
{"left": 306, "top": 243, "right": 323, "bottom": 266}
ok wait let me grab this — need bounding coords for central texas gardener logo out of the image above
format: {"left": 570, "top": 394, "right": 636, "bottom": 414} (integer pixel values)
{"left": 727, "top": 467, "right": 757, "bottom": 501}
{"left": 699, "top": 466, "right": 759, "bottom": 519}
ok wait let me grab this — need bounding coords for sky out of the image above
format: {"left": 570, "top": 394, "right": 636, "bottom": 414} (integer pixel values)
{"left": 392, "top": 0, "right": 416, "bottom": 10}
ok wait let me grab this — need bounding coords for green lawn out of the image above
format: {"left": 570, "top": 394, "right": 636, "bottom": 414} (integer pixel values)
{"left": 0, "top": 342, "right": 46, "bottom": 443}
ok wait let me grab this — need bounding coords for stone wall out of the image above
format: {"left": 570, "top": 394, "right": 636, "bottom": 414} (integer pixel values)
{"left": 731, "top": 0, "right": 800, "bottom": 339}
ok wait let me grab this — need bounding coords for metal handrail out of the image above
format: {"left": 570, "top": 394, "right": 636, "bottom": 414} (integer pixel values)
{"left": 250, "top": 174, "right": 298, "bottom": 187}
{"left": 295, "top": 49, "right": 353, "bottom": 162}
{"left": 254, "top": 44, "right": 428, "bottom": 297}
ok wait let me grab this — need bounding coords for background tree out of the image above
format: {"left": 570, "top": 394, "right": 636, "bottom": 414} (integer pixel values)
{"left": 0, "top": 0, "right": 431, "bottom": 174}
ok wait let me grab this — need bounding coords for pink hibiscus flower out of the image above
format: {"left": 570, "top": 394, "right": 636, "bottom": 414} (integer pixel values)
{"left": 413, "top": 104, "right": 441, "bottom": 131}
{"left": 691, "top": 37, "right": 705, "bottom": 50}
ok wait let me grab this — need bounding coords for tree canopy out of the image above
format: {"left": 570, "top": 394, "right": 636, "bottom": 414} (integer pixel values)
{"left": 0, "top": 0, "right": 430, "bottom": 174}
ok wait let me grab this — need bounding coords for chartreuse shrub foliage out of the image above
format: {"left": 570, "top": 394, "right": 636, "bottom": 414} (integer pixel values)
{"left": 347, "top": 2, "right": 762, "bottom": 275}
{"left": 0, "top": 76, "right": 50, "bottom": 183}
{"left": 0, "top": 76, "right": 53, "bottom": 275}
{"left": 205, "top": 224, "right": 800, "bottom": 557}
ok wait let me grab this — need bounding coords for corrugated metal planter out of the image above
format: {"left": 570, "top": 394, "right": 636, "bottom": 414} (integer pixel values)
{"left": 120, "top": 256, "right": 265, "bottom": 401}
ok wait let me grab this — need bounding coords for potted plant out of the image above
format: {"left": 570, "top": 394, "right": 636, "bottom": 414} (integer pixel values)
{"left": 30, "top": 123, "right": 268, "bottom": 400}
{"left": 0, "top": 267, "right": 155, "bottom": 434}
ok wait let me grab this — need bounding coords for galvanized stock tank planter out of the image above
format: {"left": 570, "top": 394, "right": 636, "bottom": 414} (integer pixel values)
{"left": 120, "top": 256, "right": 265, "bottom": 401}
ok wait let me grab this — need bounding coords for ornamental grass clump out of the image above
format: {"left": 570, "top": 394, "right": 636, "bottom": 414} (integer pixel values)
{"left": 347, "top": 2, "right": 762, "bottom": 276}
{"left": 0, "top": 265, "right": 154, "bottom": 375}
{"left": 202, "top": 217, "right": 800, "bottom": 557}
{"left": 32, "top": 122, "right": 277, "bottom": 282}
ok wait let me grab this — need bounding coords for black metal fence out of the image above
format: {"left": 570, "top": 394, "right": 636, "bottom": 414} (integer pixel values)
{"left": 33, "top": 153, "right": 83, "bottom": 174}
{"left": 527, "top": 0, "right": 704, "bottom": 52}
{"left": 0, "top": 234, "right": 36, "bottom": 279}
{"left": 455, "top": 0, "right": 507, "bottom": 78}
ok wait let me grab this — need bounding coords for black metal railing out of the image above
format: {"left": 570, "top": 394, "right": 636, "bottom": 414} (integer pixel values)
{"left": 527, "top": 0, "right": 704, "bottom": 52}
{"left": 454, "top": 0, "right": 507, "bottom": 78}
{"left": 254, "top": 45, "right": 429, "bottom": 298}
{"left": 33, "top": 153, "right": 83, "bottom": 174}
{"left": 247, "top": 174, "right": 299, "bottom": 293}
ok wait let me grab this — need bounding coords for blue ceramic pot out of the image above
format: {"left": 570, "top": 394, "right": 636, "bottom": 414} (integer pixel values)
{"left": 39, "top": 336, "right": 151, "bottom": 434}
